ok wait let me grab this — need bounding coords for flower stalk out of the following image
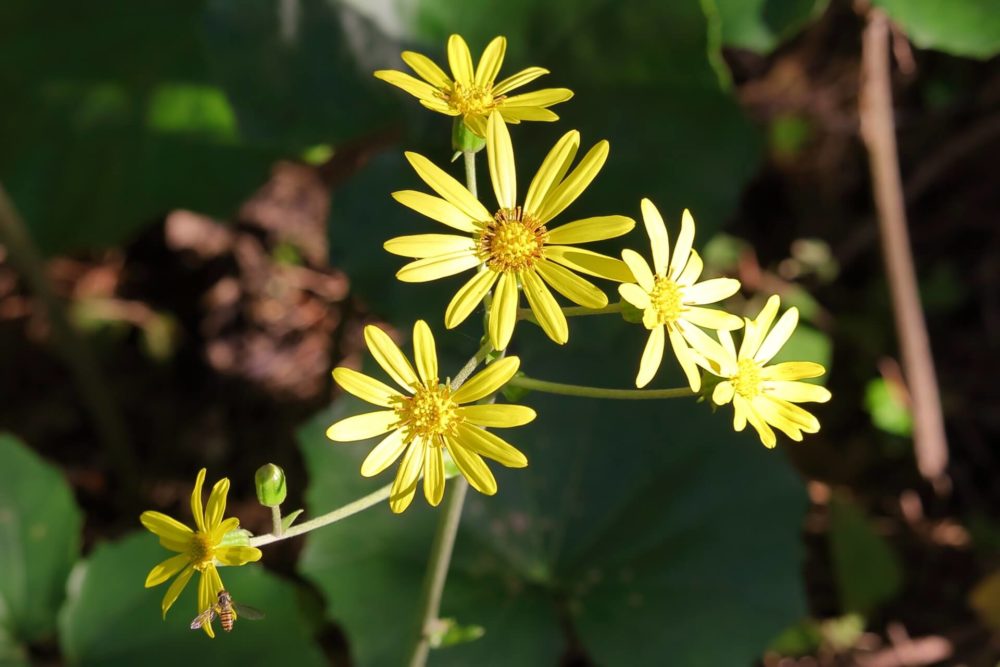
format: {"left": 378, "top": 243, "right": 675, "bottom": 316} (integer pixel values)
{"left": 508, "top": 375, "right": 695, "bottom": 400}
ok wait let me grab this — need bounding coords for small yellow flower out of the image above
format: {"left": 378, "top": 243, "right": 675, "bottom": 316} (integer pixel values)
{"left": 618, "top": 200, "right": 743, "bottom": 390}
{"left": 703, "top": 295, "right": 832, "bottom": 448}
{"left": 386, "top": 113, "right": 635, "bottom": 349}
{"left": 374, "top": 34, "right": 572, "bottom": 137}
{"left": 327, "top": 320, "right": 534, "bottom": 513}
{"left": 140, "top": 469, "right": 262, "bottom": 638}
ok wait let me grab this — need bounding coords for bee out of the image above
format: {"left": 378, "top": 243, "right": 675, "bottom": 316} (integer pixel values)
{"left": 190, "top": 590, "right": 264, "bottom": 633}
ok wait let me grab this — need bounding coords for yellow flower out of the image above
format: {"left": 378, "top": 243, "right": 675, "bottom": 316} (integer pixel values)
{"left": 374, "top": 34, "right": 572, "bottom": 137}
{"left": 703, "top": 295, "right": 832, "bottom": 448}
{"left": 386, "top": 113, "right": 635, "bottom": 349}
{"left": 618, "top": 200, "right": 743, "bottom": 390}
{"left": 326, "top": 320, "right": 534, "bottom": 513}
{"left": 140, "top": 469, "right": 262, "bottom": 637}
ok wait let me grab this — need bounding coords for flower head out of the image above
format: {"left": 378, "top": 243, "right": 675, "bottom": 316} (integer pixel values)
{"left": 703, "top": 295, "right": 832, "bottom": 448}
{"left": 327, "top": 320, "right": 535, "bottom": 513}
{"left": 140, "top": 469, "right": 262, "bottom": 637}
{"left": 386, "top": 113, "right": 634, "bottom": 349}
{"left": 618, "top": 200, "right": 743, "bottom": 390}
{"left": 374, "top": 34, "right": 572, "bottom": 136}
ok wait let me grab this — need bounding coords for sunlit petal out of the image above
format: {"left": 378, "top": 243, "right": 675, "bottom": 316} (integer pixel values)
{"left": 475, "top": 36, "right": 506, "bottom": 86}
{"left": 668, "top": 209, "right": 696, "bottom": 280}
{"left": 190, "top": 468, "right": 206, "bottom": 533}
{"left": 364, "top": 325, "right": 419, "bottom": 390}
{"left": 546, "top": 215, "right": 635, "bottom": 244}
{"left": 389, "top": 438, "right": 426, "bottom": 514}
{"left": 445, "top": 438, "right": 498, "bottom": 495}
{"left": 545, "top": 246, "right": 633, "bottom": 282}
{"left": 621, "top": 249, "right": 654, "bottom": 291}
{"left": 384, "top": 234, "right": 476, "bottom": 258}
{"left": 401, "top": 50, "right": 451, "bottom": 88}
{"left": 488, "top": 271, "right": 519, "bottom": 350}
{"left": 536, "top": 260, "right": 608, "bottom": 309}
{"left": 766, "top": 380, "right": 832, "bottom": 403}
{"left": 325, "top": 411, "right": 398, "bottom": 442}
{"left": 396, "top": 251, "right": 481, "bottom": 283}
{"left": 214, "top": 545, "right": 263, "bottom": 566}
{"left": 204, "top": 477, "right": 229, "bottom": 532}
{"left": 451, "top": 357, "right": 520, "bottom": 404}
{"left": 160, "top": 564, "right": 194, "bottom": 619}
{"left": 503, "top": 88, "right": 574, "bottom": 108}
{"left": 447, "top": 34, "right": 474, "bottom": 86}
{"left": 636, "top": 325, "right": 665, "bottom": 388}
{"left": 685, "top": 278, "right": 741, "bottom": 306}
{"left": 413, "top": 320, "right": 438, "bottom": 385}
{"left": 493, "top": 66, "right": 549, "bottom": 96}
{"left": 521, "top": 269, "right": 568, "bottom": 344}
{"left": 457, "top": 404, "right": 536, "bottom": 428}
{"left": 487, "top": 113, "right": 517, "bottom": 209}
{"left": 140, "top": 511, "right": 194, "bottom": 551}
{"left": 332, "top": 367, "right": 403, "bottom": 408}
{"left": 668, "top": 326, "right": 702, "bottom": 391}
{"left": 755, "top": 307, "right": 799, "bottom": 364}
{"left": 536, "top": 140, "right": 609, "bottom": 224}
{"left": 763, "top": 361, "right": 826, "bottom": 382}
{"left": 676, "top": 249, "right": 704, "bottom": 286}
{"left": 713, "top": 380, "right": 735, "bottom": 405}
{"left": 422, "top": 444, "right": 445, "bottom": 507}
{"left": 373, "top": 70, "right": 439, "bottom": 102}
{"left": 683, "top": 306, "right": 744, "bottom": 331}
{"left": 619, "top": 282, "right": 651, "bottom": 310}
{"left": 524, "top": 130, "right": 579, "bottom": 215}
{"left": 391, "top": 190, "right": 480, "bottom": 233}
{"left": 499, "top": 107, "right": 559, "bottom": 122}
{"left": 454, "top": 423, "right": 528, "bottom": 467}
{"left": 640, "top": 198, "right": 670, "bottom": 276}
{"left": 404, "top": 152, "right": 492, "bottom": 221}
{"left": 145, "top": 553, "right": 190, "bottom": 588}
{"left": 360, "top": 430, "right": 409, "bottom": 477}
{"left": 445, "top": 268, "right": 499, "bottom": 328}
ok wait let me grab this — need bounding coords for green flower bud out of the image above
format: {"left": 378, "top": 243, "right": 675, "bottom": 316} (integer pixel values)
{"left": 254, "top": 463, "right": 287, "bottom": 507}
{"left": 452, "top": 117, "right": 486, "bottom": 154}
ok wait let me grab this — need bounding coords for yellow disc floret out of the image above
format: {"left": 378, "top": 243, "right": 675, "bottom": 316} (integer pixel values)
{"left": 648, "top": 276, "right": 685, "bottom": 326}
{"left": 394, "top": 384, "right": 462, "bottom": 443}
{"left": 189, "top": 533, "right": 216, "bottom": 571}
{"left": 441, "top": 81, "right": 504, "bottom": 116}
{"left": 731, "top": 358, "right": 763, "bottom": 400}
{"left": 479, "top": 207, "right": 547, "bottom": 272}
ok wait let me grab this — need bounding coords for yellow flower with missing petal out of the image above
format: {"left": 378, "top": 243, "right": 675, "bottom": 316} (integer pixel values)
{"left": 618, "top": 200, "right": 743, "bottom": 390}
{"left": 140, "top": 469, "right": 262, "bottom": 638}
{"left": 374, "top": 34, "right": 572, "bottom": 137}
{"left": 702, "top": 295, "right": 832, "bottom": 448}
{"left": 327, "top": 320, "right": 535, "bottom": 513}
{"left": 386, "top": 113, "right": 635, "bottom": 349}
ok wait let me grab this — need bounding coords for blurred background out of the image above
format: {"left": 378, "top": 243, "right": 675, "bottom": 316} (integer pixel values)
{"left": 1, "top": 0, "right": 998, "bottom": 665}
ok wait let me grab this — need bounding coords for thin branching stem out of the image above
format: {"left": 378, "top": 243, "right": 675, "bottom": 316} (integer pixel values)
{"left": 509, "top": 375, "right": 695, "bottom": 400}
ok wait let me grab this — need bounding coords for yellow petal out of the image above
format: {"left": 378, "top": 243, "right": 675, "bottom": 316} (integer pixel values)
{"left": 768, "top": 397, "right": 822, "bottom": 432}
{"left": 621, "top": 249, "right": 654, "bottom": 291}
{"left": 536, "top": 140, "right": 609, "bottom": 224}
{"left": 396, "top": 251, "right": 481, "bottom": 283}
{"left": 456, "top": 404, "right": 536, "bottom": 428}
{"left": 326, "top": 410, "right": 398, "bottom": 442}
{"left": 361, "top": 430, "right": 408, "bottom": 477}
{"left": 389, "top": 438, "right": 425, "bottom": 514}
{"left": 384, "top": 234, "right": 476, "bottom": 258}
{"left": 545, "top": 246, "right": 633, "bottom": 282}
{"left": 668, "top": 209, "right": 696, "bottom": 280}
{"left": 404, "top": 152, "right": 492, "bottom": 222}
{"left": 636, "top": 325, "right": 665, "bottom": 388}
{"left": 391, "top": 190, "right": 480, "bottom": 233}
{"left": 521, "top": 269, "right": 568, "bottom": 344}
{"left": 197, "top": 566, "right": 222, "bottom": 638}
{"left": 755, "top": 307, "right": 799, "bottom": 364}
{"left": 364, "top": 324, "right": 419, "bottom": 390}
{"left": 487, "top": 112, "right": 516, "bottom": 209}
{"left": 475, "top": 36, "right": 506, "bottom": 87}
{"left": 502, "top": 88, "right": 574, "bottom": 108}
{"left": 488, "top": 271, "right": 519, "bottom": 350}
{"left": 618, "top": 282, "right": 651, "bottom": 310}
{"left": 732, "top": 394, "right": 750, "bottom": 431}
{"left": 447, "top": 34, "right": 474, "bottom": 86}
{"left": 215, "top": 545, "right": 263, "bottom": 566}
{"left": 413, "top": 320, "right": 438, "bottom": 385}
{"left": 546, "top": 215, "right": 635, "bottom": 245}
{"left": 499, "top": 106, "right": 559, "bottom": 122}
{"left": 190, "top": 468, "right": 206, "bottom": 533}
{"left": 211, "top": 517, "right": 239, "bottom": 544}
{"left": 766, "top": 380, "right": 832, "bottom": 403}
{"left": 679, "top": 321, "right": 732, "bottom": 368}
{"left": 160, "top": 564, "right": 194, "bottom": 619}
{"left": 640, "top": 198, "right": 670, "bottom": 276}
{"left": 332, "top": 367, "right": 402, "bottom": 408}
{"left": 685, "top": 278, "right": 741, "bottom": 306}
{"left": 423, "top": 444, "right": 445, "bottom": 507}
{"left": 452, "top": 356, "right": 520, "bottom": 404}
{"left": 717, "top": 328, "right": 738, "bottom": 364}
{"left": 676, "top": 249, "right": 704, "bottom": 286}
{"left": 754, "top": 397, "right": 806, "bottom": 441}
{"left": 420, "top": 97, "right": 459, "bottom": 115}
{"left": 712, "top": 380, "right": 735, "bottom": 405}
{"left": 535, "top": 260, "right": 608, "bottom": 309}
{"left": 741, "top": 397, "right": 777, "bottom": 448}
{"left": 668, "top": 326, "right": 701, "bottom": 392}
{"left": 763, "top": 361, "right": 826, "bottom": 381}
{"left": 524, "top": 130, "right": 579, "bottom": 215}
{"left": 683, "top": 306, "right": 744, "bottom": 331}
{"left": 140, "top": 511, "right": 193, "bottom": 551}
{"left": 464, "top": 113, "right": 488, "bottom": 138}
{"left": 493, "top": 66, "right": 549, "bottom": 96}
{"left": 445, "top": 268, "right": 499, "bottom": 328}
{"left": 145, "top": 553, "right": 191, "bottom": 588}
{"left": 204, "top": 477, "right": 229, "bottom": 532}
{"left": 445, "top": 438, "right": 498, "bottom": 495}
{"left": 373, "top": 70, "right": 439, "bottom": 102}
{"left": 740, "top": 295, "right": 780, "bottom": 359}
{"left": 402, "top": 50, "right": 451, "bottom": 88}
{"left": 454, "top": 423, "right": 528, "bottom": 467}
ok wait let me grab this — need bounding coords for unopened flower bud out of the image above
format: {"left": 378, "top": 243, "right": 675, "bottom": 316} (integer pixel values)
{"left": 254, "top": 464, "right": 287, "bottom": 507}
{"left": 452, "top": 117, "right": 486, "bottom": 154}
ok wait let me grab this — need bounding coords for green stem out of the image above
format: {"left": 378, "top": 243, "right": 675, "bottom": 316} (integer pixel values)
{"left": 270, "top": 505, "right": 283, "bottom": 538}
{"left": 517, "top": 302, "right": 623, "bottom": 324}
{"left": 509, "top": 375, "right": 695, "bottom": 400}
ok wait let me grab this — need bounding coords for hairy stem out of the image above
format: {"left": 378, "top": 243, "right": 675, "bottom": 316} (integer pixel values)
{"left": 517, "top": 302, "right": 623, "bottom": 323}
{"left": 509, "top": 375, "right": 695, "bottom": 400}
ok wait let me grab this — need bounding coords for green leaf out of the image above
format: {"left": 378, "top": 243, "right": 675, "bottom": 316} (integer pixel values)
{"left": 280, "top": 509, "right": 305, "bottom": 533}
{"left": 872, "top": 0, "right": 1000, "bottom": 59}
{"left": 711, "top": 0, "right": 829, "bottom": 52}
{"left": 58, "top": 532, "right": 326, "bottom": 667}
{"left": 828, "top": 496, "right": 903, "bottom": 614}
{"left": 299, "top": 315, "right": 808, "bottom": 666}
{"left": 863, "top": 378, "right": 913, "bottom": 437}
{"left": 0, "top": 434, "right": 82, "bottom": 644}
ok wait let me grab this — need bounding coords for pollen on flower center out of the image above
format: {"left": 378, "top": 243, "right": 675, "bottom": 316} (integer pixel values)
{"left": 189, "top": 533, "right": 216, "bottom": 570}
{"left": 731, "top": 358, "right": 763, "bottom": 399}
{"left": 441, "top": 82, "right": 502, "bottom": 115}
{"left": 394, "top": 384, "right": 462, "bottom": 442}
{"left": 649, "top": 276, "right": 685, "bottom": 325}
{"left": 478, "top": 207, "right": 547, "bottom": 272}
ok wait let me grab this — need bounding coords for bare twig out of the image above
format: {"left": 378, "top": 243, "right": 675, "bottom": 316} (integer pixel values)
{"left": 859, "top": 10, "right": 949, "bottom": 486}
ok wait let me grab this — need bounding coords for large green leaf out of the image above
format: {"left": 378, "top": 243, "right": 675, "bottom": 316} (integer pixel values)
{"left": 298, "top": 315, "right": 808, "bottom": 665}
{"left": 58, "top": 532, "right": 326, "bottom": 667}
{"left": 0, "top": 434, "right": 82, "bottom": 646}
{"left": 872, "top": 0, "right": 1000, "bottom": 59}
{"left": 711, "top": 0, "right": 829, "bottom": 53}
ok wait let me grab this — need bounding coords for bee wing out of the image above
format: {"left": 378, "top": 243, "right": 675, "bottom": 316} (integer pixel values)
{"left": 190, "top": 606, "right": 218, "bottom": 630}
{"left": 231, "top": 603, "right": 265, "bottom": 621}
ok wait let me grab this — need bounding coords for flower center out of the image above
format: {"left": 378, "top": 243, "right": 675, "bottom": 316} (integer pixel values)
{"left": 478, "top": 207, "right": 547, "bottom": 272}
{"left": 649, "top": 276, "right": 685, "bottom": 325}
{"left": 394, "top": 384, "right": 461, "bottom": 443}
{"left": 731, "top": 358, "right": 763, "bottom": 399}
{"left": 441, "top": 82, "right": 503, "bottom": 116}
{"left": 189, "top": 533, "right": 216, "bottom": 570}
